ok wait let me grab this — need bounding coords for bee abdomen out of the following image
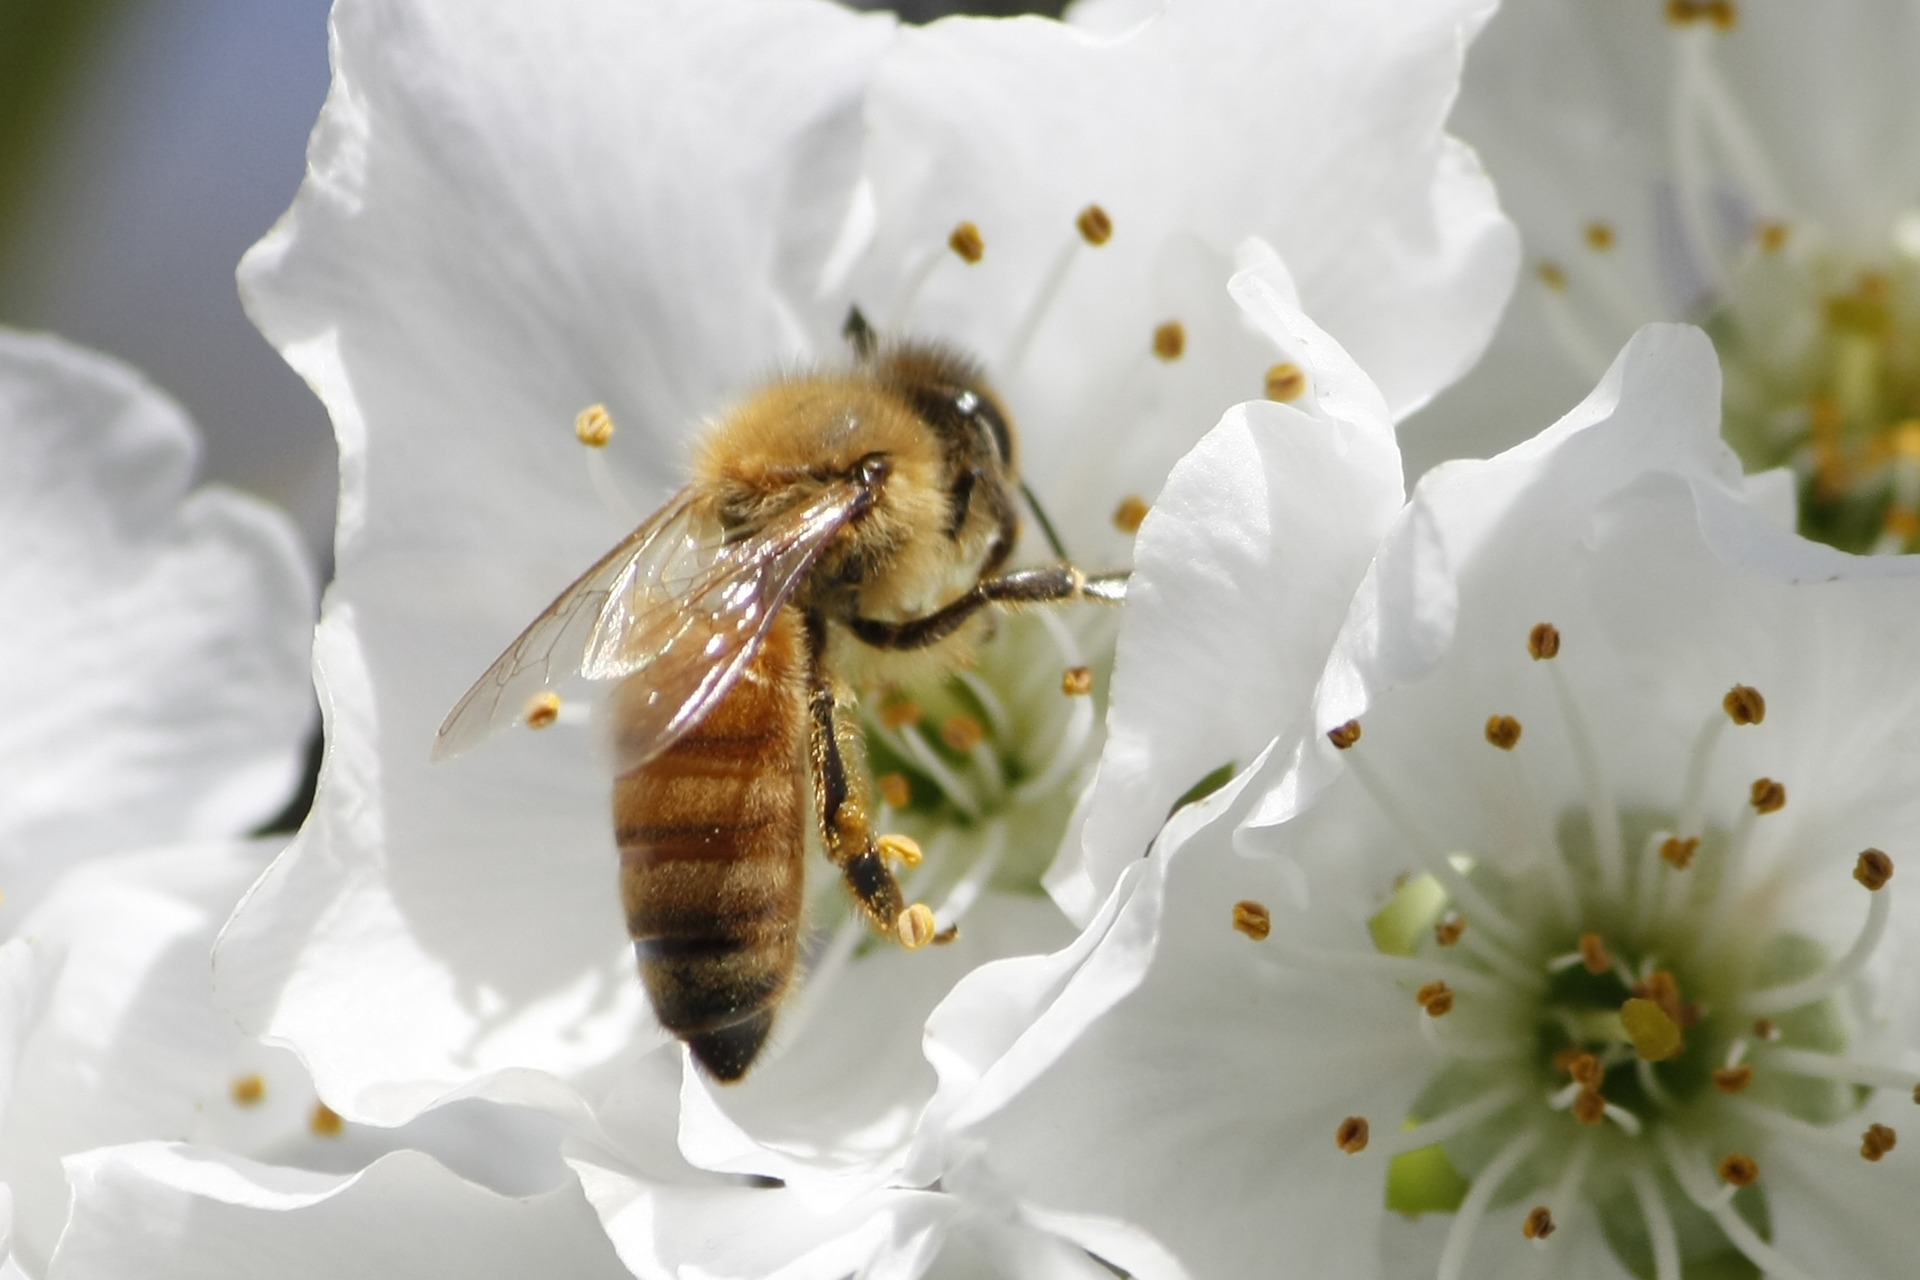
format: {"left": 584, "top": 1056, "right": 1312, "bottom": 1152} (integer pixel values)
{"left": 613, "top": 642, "right": 806, "bottom": 1082}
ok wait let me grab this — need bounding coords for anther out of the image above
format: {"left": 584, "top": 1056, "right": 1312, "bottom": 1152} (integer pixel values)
{"left": 1417, "top": 980, "right": 1455, "bottom": 1017}
{"left": 896, "top": 903, "right": 938, "bottom": 950}
{"left": 940, "top": 712, "right": 985, "bottom": 753}
{"left": 1112, "top": 494, "right": 1150, "bottom": 534}
{"left": 1327, "top": 719, "right": 1362, "bottom": 750}
{"left": 1061, "top": 666, "right": 1094, "bottom": 697}
{"left": 1336, "top": 1116, "right": 1370, "bottom": 1153}
{"left": 1749, "top": 777, "right": 1786, "bottom": 814}
{"left": 1152, "top": 321, "right": 1185, "bottom": 361}
{"left": 1715, "top": 1153, "right": 1759, "bottom": 1187}
{"left": 1661, "top": 836, "right": 1700, "bottom": 869}
{"left": 1076, "top": 204, "right": 1113, "bottom": 247}
{"left": 1855, "top": 848, "right": 1894, "bottom": 891}
{"left": 1622, "top": 998, "right": 1684, "bottom": 1062}
{"left": 523, "top": 691, "right": 562, "bottom": 730}
{"left": 1583, "top": 222, "right": 1615, "bottom": 252}
{"left": 1264, "top": 362, "right": 1306, "bottom": 402}
{"left": 1537, "top": 261, "right": 1568, "bottom": 292}
{"left": 1712, "top": 1065, "right": 1755, "bottom": 1094}
{"left": 1757, "top": 221, "right": 1790, "bottom": 253}
{"left": 1579, "top": 932, "right": 1611, "bottom": 975}
{"left": 1232, "top": 900, "right": 1271, "bottom": 941}
{"left": 230, "top": 1075, "right": 266, "bottom": 1106}
{"left": 1571, "top": 1089, "right": 1608, "bottom": 1126}
{"left": 1862, "top": 1124, "right": 1897, "bottom": 1162}
{"left": 1434, "top": 912, "right": 1466, "bottom": 947}
{"left": 1723, "top": 685, "right": 1766, "bottom": 725}
{"left": 1527, "top": 623, "right": 1561, "bottom": 660}
{"left": 948, "top": 222, "right": 985, "bottom": 264}
{"left": 878, "top": 833, "right": 923, "bottom": 868}
{"left": 1566, "top": 1054, "right": 1603, "bottom": 1088}
{"left": 310, "top": 1103, "right": 345, "bottom": 1137}
{"left": 1485, "top": 715, "right": 1523, "bottom": 750}
{"left": 879, "top": 694, "right": 922, "bottom": 729}
{"left": 931, "top": 923, "right": 960, "bottom": 946}
{"left": 574, "top": 404, "right": 614, "bottom": 447}
{"left": 878, "top": 773, "right": 911, "bottom": 809}
{"left": 1523, "top": 1206, "right": 1557, "bottom": 1240}
{"left": 1753, "top": 1018, "right": 1780, "bottom": 1041}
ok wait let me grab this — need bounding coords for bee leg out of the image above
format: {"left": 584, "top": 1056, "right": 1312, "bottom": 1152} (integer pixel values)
{"left": 803, "top": 612, "right": 936, "bottom": 950}
{"left": 848, "top": 565, "right": 1129, "bottom": 652}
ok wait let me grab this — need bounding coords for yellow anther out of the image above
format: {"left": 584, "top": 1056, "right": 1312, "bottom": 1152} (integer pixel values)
{"left": 1061, "top": 666, "right": 1094, "bottom": 697}
{"left": 1723, "top": 684, "right": 1766, "bottom": 725}
{"left": 1571, "top": 1088, "right": 1608, "bottom": 1126}
{"left": 940, "top": 712, "right": 985, "bottom": 753}
{"left": 1716, "top": 1153, "right": 1759, "bottom": 1187}
{"left": 1749, "top": 777, "right": 1786, "bottom": 814}
{"left": 879, "top": 695, "right": 922, "bottom": 729}
{"left": 1152, "top": 321, "right": 1186, "bottom": 361}
{"left": 1416, "top": 980, "right": 1454, "bottom": 1017}
{"left": 949, "top": 222, "right": 985, "bottom": 264}
{"left": 310, "top": 1102, "right": 345, "bottom": 1137}
{"left": 1712, "top": 1065, "right": 1755, "bottom": 1094}
{"left": 1855, "top": 848, "right": 1894, "bottom": 891}
{"left": 1335, "top": 1115, "right": 1370, "bottom": 1153}
{"left": 574, "top": 404, "right": 615, "bottom": 447}
{"left": 1527, "top": 622, "right": 1561, "bottom": 660}
{"left": 877, "top": 772, "right": 911, "bottom": 810}
{"left": 1660, "top": 835, "right": 1700, "bottom": 869}
{"left": 1076, "top": 204, "right": 1113, "bottom": 246}
{"left": 1434, "top": 912, "right": 1466, "bottom": 947}
{"left": 878, "top": 833, "right": 923, "bottom": 868}
{"left": 1264, "top": 362, "right": 1306, "bottom": 401}
{"left": 1232, "top": 900, "right": 1272, "bottom": 941}
{"left": 229, "top": 1075, "right": 266, "bottom": 1106}
{"left": 1485, "top": 714, "right": 1522, "bottom": 750}
{"left": 1862, "top": 1123, "right": 1897, "bottom": 1162}
{"left": 896, "top": 903, "right": 939, "bottom": 950}
{"left": 1112, "top": 494, "right": 1150, "bottom": 534}
{"left": 1523, "top": 1206, "right": 1557, "bottom": 1240}
{"left": 523, "top": 691, "right": 562, "bottom": 730}
{"left": 1621, "top": 997, "right": 1684, "bottom": 1062}
{"left": 1579, "top": 933, "right": 1611, "bottom": 975}
{"left": 1327, "top": 719, "right": 1362, "bottom": 750}
{"left": 1757, "top": 220, "right": 1791, "bottom": 253}
{"left": 1536, "top": 261, "right": 1568, "bottom": 291}
{"left": 1583, "top": 221, "right": 1615, "bottom": 252}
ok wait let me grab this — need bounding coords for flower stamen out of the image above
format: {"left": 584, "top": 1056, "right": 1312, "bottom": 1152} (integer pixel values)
{"left": 1532, "top": 631, "right": 1627, "bottom": 898}
{"left": 1739, "top": 851, "right": 1894, "bottom": 1016}
{"left": 1000, "top": 205, "right": 1111, "bottom": 382}
{"left": 1435, "top": 1128, "right": 1542, "bottom": 1280}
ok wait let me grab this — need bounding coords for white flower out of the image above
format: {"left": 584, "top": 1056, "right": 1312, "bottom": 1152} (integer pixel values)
{"left": 932, "top": 312, "right": 1920, "bottom": 1278}
{"left": 225, "top": 0, "right": 1513, "bottom": 1269}
{"left": 1412, "top": 0, "right": 1920, "bottom": 556}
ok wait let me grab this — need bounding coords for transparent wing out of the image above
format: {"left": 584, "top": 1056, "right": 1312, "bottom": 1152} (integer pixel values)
{"left": 431, "top": 487, "right": 718, "bottom": 761}
{"left": 589, "top": 478, "right": 867, "bottom": 772}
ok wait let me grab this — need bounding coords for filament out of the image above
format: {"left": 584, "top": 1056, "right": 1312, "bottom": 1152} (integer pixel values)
{"left": 1629, "top": 1161, "right": 1683, "bottom": 1280}
{"left": 584, "top": 447, "right": 644, "bottom": 529}
{"left": 1000, "top": 236, "right": 1084, "bottom": 385}
{"left": 1760, "top": 1044, "right": 1919, "bottom": 1093}
{"left": 1436, "top": 1127, "right": 1542, "bottom": 1280}
{"left": 1540, "top": 660, "right": 1626, "bottom": 900}
{"left": 1738, "top": 885, "right": 1892, "bottom": 1016}
{"left": 1377, "top": 1083, "right": 1525, "bottom": 1158}
{"left": 1500, "top": 747, "right": 1582, "bottom": 927}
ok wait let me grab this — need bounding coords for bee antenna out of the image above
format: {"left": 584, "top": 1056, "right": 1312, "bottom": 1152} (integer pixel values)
{"left": 1021, "top": 480, "right": 1072, "bottom": 562}
{"left": 842, "top": 306, "right": 877, "bottom": 362}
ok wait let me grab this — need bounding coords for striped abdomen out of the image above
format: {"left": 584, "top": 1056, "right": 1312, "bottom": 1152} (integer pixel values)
{"left": 613, "top": 611, "right": 807, "bottom": 1081}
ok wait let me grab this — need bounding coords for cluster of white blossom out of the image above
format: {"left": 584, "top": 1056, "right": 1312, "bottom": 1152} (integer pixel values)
{"left": 10, "top": 0, "right": 1917, "bottom": 1277}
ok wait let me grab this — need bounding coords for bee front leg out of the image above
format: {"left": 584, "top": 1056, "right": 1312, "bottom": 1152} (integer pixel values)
{"left": 803, "top": 612, "right": 938, "bottom": 951}
{"left": 848, "top": 564, "right": 1129, "bottom": 652}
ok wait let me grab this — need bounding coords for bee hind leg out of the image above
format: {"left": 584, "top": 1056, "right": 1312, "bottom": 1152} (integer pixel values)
{"left": 804, "top": 612, "right": 937, "bottom": 951}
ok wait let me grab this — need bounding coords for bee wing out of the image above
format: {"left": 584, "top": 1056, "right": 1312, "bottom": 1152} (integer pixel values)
{"left": 431, "top": 487, "right": 721, "bottom": 762}
{"left": 587, "top": 478, "right": 868, "bottom": 771}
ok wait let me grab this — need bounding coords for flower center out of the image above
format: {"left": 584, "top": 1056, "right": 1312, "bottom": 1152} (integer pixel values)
{"left": 1277, "top": 621, "right": 1913, "bottom": 1280}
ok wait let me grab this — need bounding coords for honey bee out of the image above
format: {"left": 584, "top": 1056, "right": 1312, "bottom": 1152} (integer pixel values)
{"left": 432, "top": 313, "right": 1125, "bottom": 1081}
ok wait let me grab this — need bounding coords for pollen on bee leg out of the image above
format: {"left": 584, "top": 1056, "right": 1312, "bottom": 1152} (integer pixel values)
{"left": 878, "top": 833, "right": 923, "bottom": 868}
{"left": 1723, "top": 684, "right": 1766, "bottom": 725}
{"left": 1715, "top": 1153, "right": 1759, "bottom": 1187}
{"left": 310, "top": 1102, "right": 345, "bottom": 1137}
{"left": 1075, "top": 204, "right": 1113, "bottom": 247}
{"left": 1336, "top": 1115, "right": 1370, "bottom": 1153}
{"left": 574, "top": 404, "right": 614, "bottom": 447}
{"left": 1863, "top": 1124, "right": 1898, "bottom": 1161}
{"left": 1112, "top": 494, "right": 1150, "bottom": 534}
{"left": 1583, "top": 221, "right": 1615, "bottom": 252}
{"left": 1417, "top": 980, "right": 1455, "bottom": 1017}
{"left": 229, "top": 1074, "right": 266, "bottom": 1106}
{"left": 1264, "top": 362, "right": 1306, "bottom": 402}
{"left": 877, "top": 772, "right": 911, "bottom": 810}
{"left": 896, "top": 903, "right": 939, "bottom": 950}
{"left": 1232, "top": 900, "right": 1271, "bottom": 941}
{"left": 1061, "top": 666, "right": 1094, "bottom": 697}
{"left": 1485, "top": 715, "right": 1523, "bottom": 750}
{"left": 948, "top": 222, "right": 985, "bottom": 264}
{"left": 523, "top": 691, "right": 563, "bottom": 730}
{"left": 940, "top": 712, "right": 985, "bottom": 753}
{"left": 1152, "top": 321, "right": 1185, "bottom": 361}
{"left": 1523, "top": 1205, "right": 1557, "bottom": 1241}
{"left": 1749, "top": 777, "right": 1786, "bottom": 814}
{"left": 1527, "top": 623, "right": 1561, "bottom": 660}
{"left": 1327, "top": 719, "right": 1362, "bottom": 750}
